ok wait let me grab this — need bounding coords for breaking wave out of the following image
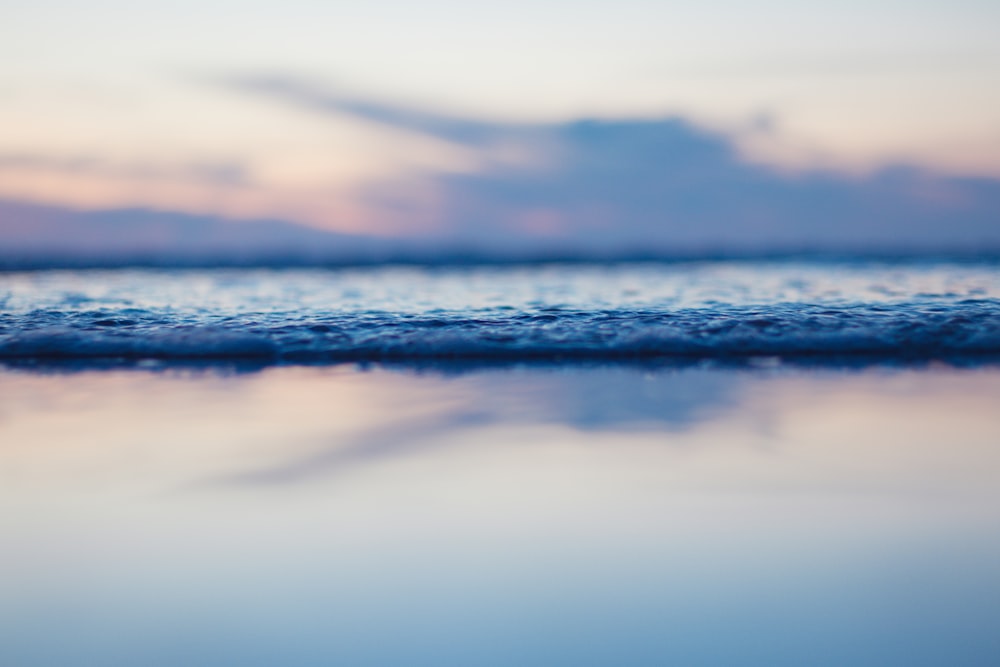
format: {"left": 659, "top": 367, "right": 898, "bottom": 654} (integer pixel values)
{"left": 3, "top": 262, "right": 999, "bottom": 365}
{"left": 3, "top": 300, "right": 999, "bottom": 363}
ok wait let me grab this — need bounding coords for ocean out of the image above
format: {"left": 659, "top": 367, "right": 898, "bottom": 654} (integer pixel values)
{"left": 2, "top": 259, "right": 999, "bottom": 364}
{"left": 2, "top": 259, "right": 999, "bottom": 666}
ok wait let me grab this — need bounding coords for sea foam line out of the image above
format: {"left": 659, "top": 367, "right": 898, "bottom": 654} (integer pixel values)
{"left": 2, "top": 300, "right": 998, "bottom": 363}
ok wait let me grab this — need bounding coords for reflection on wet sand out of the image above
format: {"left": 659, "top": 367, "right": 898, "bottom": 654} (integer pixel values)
{"left": 1, "top": 364, "right": 999, "bottom": 666}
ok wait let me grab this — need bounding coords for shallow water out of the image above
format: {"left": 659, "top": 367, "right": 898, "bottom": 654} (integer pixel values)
{"left": 3, "top": 261, "right": 1000, "bottom": 665}
{"left": 2, "top": 362, "right": 999, "bottom": 666}
{"left": 2, "top": 261, "right": 999, "bottom": 362}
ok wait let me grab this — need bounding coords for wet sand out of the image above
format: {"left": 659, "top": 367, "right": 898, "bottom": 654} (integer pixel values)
{"left": 2, "top": 362, "right": 999, "bottom": 666}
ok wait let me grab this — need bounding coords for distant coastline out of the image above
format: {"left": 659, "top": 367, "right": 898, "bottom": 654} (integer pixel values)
{"left": 5, "top": 248, "right": 1000, "bottom": 272}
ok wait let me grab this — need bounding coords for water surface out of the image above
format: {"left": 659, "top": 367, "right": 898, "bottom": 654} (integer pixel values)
{"left": 2, "top": 362, "right": 999, "bottom": 666}
{"left": 2, "top": 261, "right": 998, "bottom": 362}
{"left": 3, "top": 260, "right": 999, "bottom": 665}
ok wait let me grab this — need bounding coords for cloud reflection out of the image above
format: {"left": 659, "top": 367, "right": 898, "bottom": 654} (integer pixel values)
{"left": 211, "top": 367, "right": 741, "bottom": 486}
{"left": 4, "top": 364, "right": 1000, "bottom": 666}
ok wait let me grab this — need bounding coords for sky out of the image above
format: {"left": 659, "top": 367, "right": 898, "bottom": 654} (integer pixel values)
{"left": 1, "top": 0, "right": 999, "bottom": 254}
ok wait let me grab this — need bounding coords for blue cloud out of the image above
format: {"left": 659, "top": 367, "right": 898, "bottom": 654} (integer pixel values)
{"left": 228, "top": 76, "right": 1000, "bottom": 254}
{"left": 426, "top": 119, "right": 1000, "bottom": 253}
{"left": 226, "top": 75, "right": 517, "bottom": 145}
{"left": 3, "top": 76, "right": 998, "bottom": 264}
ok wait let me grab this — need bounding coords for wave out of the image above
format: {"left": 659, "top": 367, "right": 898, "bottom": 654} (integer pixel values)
{"left": 2, "top": 300, "right": 998, "bottom": 363}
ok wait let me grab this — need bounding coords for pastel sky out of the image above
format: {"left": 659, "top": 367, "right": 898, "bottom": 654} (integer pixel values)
{"left": 2, "top": 0, "right": 1000, "bottom": 238}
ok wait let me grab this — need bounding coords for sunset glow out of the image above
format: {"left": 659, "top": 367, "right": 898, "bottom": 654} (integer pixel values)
{"left": 3, "top": 0, "right": 999, "bottom": 235}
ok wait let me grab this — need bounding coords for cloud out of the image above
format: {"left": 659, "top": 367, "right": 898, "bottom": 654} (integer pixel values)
{"left": 0, "top": 198, "right": 387, "bottom": 265}
{"left": 225, "top": 75, "right": 1000, "bottom": 254}
{"left": 424, "top": 120, "right": 1000, "bottom": 252}
{"left": 223, "top": 74, "right": 520, "bottom": 146}
{"left": 3, "top": 75, "right": 998, "bottom": 262}
{"left": 0, "top": 152, "right": 250, "bottom": 186}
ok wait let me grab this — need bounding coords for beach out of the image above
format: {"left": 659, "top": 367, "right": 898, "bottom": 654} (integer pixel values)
{"left": 4, "top": 2, "right": 999, "bottom": 663}
{"left": 2, "top": 360, "right": 1000, "bottom": 666}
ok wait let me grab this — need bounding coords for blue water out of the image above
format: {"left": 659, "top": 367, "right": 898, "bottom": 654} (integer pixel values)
{"left": 2, "top": 260, "right": 999, "bottom": 363}
{"left": 3, "top": 262, "right": 1000, "bottom": 666}
{"left": 2, "top": 363, "right": 1000, "bottom": 666}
